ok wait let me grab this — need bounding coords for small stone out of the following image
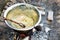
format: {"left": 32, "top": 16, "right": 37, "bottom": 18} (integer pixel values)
{"left": 47, "top": 10, "right": 54, "bottom": 21}
{"left": 10, "top": 0, "right": 16, "bottom": 3}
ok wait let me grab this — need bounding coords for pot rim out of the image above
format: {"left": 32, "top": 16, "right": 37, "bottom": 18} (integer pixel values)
{"left": 4, "top": 3, "right": 41, "bottom": 31}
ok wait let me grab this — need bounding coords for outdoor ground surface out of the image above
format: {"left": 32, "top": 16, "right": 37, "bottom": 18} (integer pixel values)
{"left": 0, "top": 0, "right": 60, "bottom": 40}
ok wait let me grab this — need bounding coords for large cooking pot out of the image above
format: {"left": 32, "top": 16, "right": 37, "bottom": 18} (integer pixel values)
{"left": 4, "top": 3, "right": 41, "bottom": 31}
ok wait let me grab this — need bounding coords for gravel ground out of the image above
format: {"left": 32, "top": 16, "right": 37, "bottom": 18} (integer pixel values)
{"left": 0, "top": 0, "right": 60, "bottom": 40}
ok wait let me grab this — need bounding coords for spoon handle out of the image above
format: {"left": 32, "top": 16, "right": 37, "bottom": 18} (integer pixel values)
{"left": 3, "top": 17, "right": 26, "bottom": 28}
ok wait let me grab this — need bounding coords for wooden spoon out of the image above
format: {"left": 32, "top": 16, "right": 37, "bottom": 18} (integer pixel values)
{"left": 3, "top": 17, "right": 26, "bottom": 28}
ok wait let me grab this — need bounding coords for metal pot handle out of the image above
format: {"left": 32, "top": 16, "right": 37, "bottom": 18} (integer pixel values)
{"left": 39, "top": 23, "right": 51, "bottom": 33}
{"left": 33, "top": 23, "right": 51, "bottom": 33}
{"left": 32, "top": 23, "right": 44, "bottom": 32}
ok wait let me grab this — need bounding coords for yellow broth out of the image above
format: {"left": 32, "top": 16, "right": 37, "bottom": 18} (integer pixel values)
{"left": 6, "top": 5, "right": 39, "bottom": 29}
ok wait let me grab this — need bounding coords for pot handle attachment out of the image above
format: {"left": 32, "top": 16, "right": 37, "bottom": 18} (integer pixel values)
{"left": 34, "top": 6, "right": 45, "bottom": 15}
{"left": 33, "top": 23, "right": 44, "bottom": 32}
{"left": 33, "top": 23, "right": 51, "bottom": 33}
{"left": 39, "top": 23, "right": 51, "bottom": 33}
